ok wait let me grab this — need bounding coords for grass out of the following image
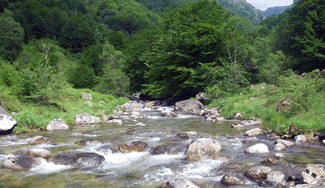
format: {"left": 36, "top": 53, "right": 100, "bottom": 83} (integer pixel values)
{"left": 207, "top": 71, "right": 325, "bottom": 136}
{"left": 0, "top": 85, "right": 128, "bottom": 134}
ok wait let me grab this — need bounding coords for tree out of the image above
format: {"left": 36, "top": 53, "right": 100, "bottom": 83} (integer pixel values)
{"left": 142, "top": 0, "right": 230, "bottom": 99}
{"left": 0, "top": 15, "right": 24, "bottom": 61}
{"left": 68, "top": 63, "right": 97, "bottom": 89}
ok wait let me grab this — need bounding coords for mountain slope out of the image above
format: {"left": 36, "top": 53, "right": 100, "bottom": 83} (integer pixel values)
{"left": 258, "top": 5, "right": 292, "bottom": 17}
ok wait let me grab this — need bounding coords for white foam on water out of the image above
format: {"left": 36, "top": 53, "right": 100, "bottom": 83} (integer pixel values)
{"left": 31, "top": 143, "right": 73, "bottom": 149}
{"left": 147, "top": 115, "right": 163, "bottom": 119}
{"left": 25, "top": 158, "right": 72, "bottom": 176}
{"left": 148, "top": 137, "right": 161, "bottom": 142}
{"left": 99, "top": 151, "right": 149, "bottom": 170}
{"left": 0, "top": 154, "right": 9, "bottom": 161}
{"left": 82, "top": 133, "right": 99, "bottom": 137}
{"left": 176, "top": 114, "right": 197, "bottom": 119}
{"left": 177, "top": 160, "right": 225, "bottom": 179}
{"left": 225, "top": 139, "right": 243, "bottom": 149}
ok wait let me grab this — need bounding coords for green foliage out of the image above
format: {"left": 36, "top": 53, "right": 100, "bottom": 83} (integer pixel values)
{"left": 68, "top": 63, "right": 97, "bottom": 89}
{"left": 94, "top": 42, "right": 130, "bottom": 96}
{"left": 142, "top": 0, "right": 229, "bottom": 99}
{"left": 0, "top": 61, "right": 19, "bottom": 87}
{"left": 0, "top": 14, "right": 24, "bottom": 61}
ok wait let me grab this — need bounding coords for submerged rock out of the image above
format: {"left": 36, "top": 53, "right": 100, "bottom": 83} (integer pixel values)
{"left": 118, "top": 140, "right": 148, "bottom": 152}
{"left": 186, "top": 138, "right": 222, "bottom": 162}
{"left": 150, "top": 145, "right": 170, "bottom": 155}
{"left": 46, "top": 119, "right": 69, "bottom": 131}
{"left": 73, "top": 113, "right": 101, "bottom": 125}
{"left": 245, "top": 143, "right": 269, "bottom": 154}
{"left": 244, "top": 166, "right": 272, "bottom": 180}
{"left": 244, "top": 128, "right": 264, "bottom": 137}
{"left": 275, "top": 139, "right": 295, "bottom": 147}
{"left": 161, "top": 178, "right": 198, "bottom": 188}
{"left": 220, "top": 174, "right": 245, "bottom": 185}
{"left": 29, "top": 136, "right": 47, "bottom": 145}
{"left": 48, "top": 152, "right": 105, "bottom": 169}
{"left": 0, "top": 106, "right": 17, "bottom": 133}
{"left": 176, "top": 131, "right": 197, "bottom": 139}
{"left": 26, "top": 149, "right": 52, "bottom": 159}
{"left": 174, "top": 100, "right": 204, "bottom": 113}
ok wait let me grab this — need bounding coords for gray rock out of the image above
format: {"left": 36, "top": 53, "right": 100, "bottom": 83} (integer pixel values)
{"left": 196, "top": 92, "right": 209, "bottom": 104}
{"left": 267, "top": 171, "right": 285, "bottom": 183}
{"left": 273, "top": 143, "right": 286, "bottom": 151}
{"left": 46, "top": 119, "right": 69, "bottom": 131}
{"left": 176, "top": 131, "right": 197, "bottom": 139}
{"left": 174, "top": 100, "right": 204, "bottom": 113}
{"left": 82, "top": 92, "right": 93, "bottom": 100}
{"left": 2, "top": 155, "right": 36, "bottom": 170}
{"left": 145, "top": 101, "right": 156, "bottom": 108}
{"left": 295, "top": 135, "right": 307, "bottom": 144}
{"left": 240, "top": 117, "right": 262, "bottom": 126}
{"left": 84, "top": 101, "right": 92, "bottom": 106}
{"left": 118, "top": 140, "right": 148, "bottom": 153}
{"left": 244, "top": 166, "right": 272, "bottom": 180}
{"left": 244, "top": 128, "right": 264, "bottom": 137}
{"left": 307, "top": 177, "right": 325, "bottom": 187}
{"left": 261, "top": 157, "right": 278, "bottom": 165}
{"left": 150, "top": 145, "right": 170, "bottom": 155}
{"left": 129, "top": 111, "right": 141, "bottom": 118}
{"left": 107, "top": 119, "right": 123, "bottom": 126}
{"left": 161, "top": 178, "right": 198, "bottom": 188}
{"left": 0, "top": 106, "right": 17, "bottom": 132}
{"left": 73, "top": 113, "right": 101, "bottom": 125}
{"left": 220, "top": 174, "right": 245, "bottom": 185}
{"left": 233, "top": 112, "right": 244, "bottom": 120}
{"left": 231, "top": 123, "right": 245, "bottom": 128}
{"left": 75, "top": 140, "right": 104, "bottom": 146}
{"left": 302, "top": 164, "right": 325, "bottom": 184}
{"left": 275, "top": 139, "right": 295, "bottom": 147}
{"left": 186, "top": 138, "right": 222, "bottom": 161}
{"left": 48, "top": 152, "right": 105, "bottom": 169}
{"left": 245, "top": 143, "right": 270, "bottom": 154}
{"left": 161, "top": 110, "right": 177, "bottom": 117}
{"left": 26, "top": 149, "right": 52, "bottom": 159}
{"left": 274, "top": 153, "right": 285, "bottom": 159}
{"left": 122, "top": 101, "right": 143, "bottom": 112}
{"left": 29, "top": 136, "right": 47, "bottom": 145}
{"left": 205, "top": 107, "right": 220, "bottom": 119}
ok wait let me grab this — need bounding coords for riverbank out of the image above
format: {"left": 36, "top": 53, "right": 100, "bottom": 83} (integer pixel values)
{"left": 0, "top": 85, "right": 128, "bottom": 134}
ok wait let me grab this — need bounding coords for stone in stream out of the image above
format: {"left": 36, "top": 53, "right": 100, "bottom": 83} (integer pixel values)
{"left": 261, "top": 157, "right": 278, "bottom": 165}
{"left": 244, "top": 166, "right": 272, "bottom": 180}
{"left": 26, "top": 149, "right": 52, "bottom": 159}
{"left": 118, "top": 140, "right": 148, "bottom": 152}
{"left": 244, "top": 128, "right": 264, "bottom": 137}
{"left": 204, "top": 107, "right": 220, "bottom": 119}
{"left": 0, "top": 105, "right": 17, "bottom": 133}
{"left": 231, "top": 123, "right": 245, "bottom": 128}
{"left": 107, "top": 119, "right": 123, "bottom": 126}
{"left": 244, "top": 143, "right": 270, "bottom": 154}
{"left": 267, "top": 171, "right": 285, "bottom": 183}
{"left": 273, "top": 143, "right": 286, "bottom": 151}
{"left": 122, "top": 101, "right": 143, "bottom": 112}
{"left": 176, "top": 131, "right": 197, "bottom": 139}
{"left": 136, "top": 122, "right": 146, "bottom": 126}
{"left": 129, "top": 111, "right": 141, "bottom": 119}
{"left": 73, "top": 112, "right": 101, "bottom": 125}
{"left": 161, "top": 178, "right": 198, "bottom": 188}
{"left": 301, "top": 164, "right": 325, "bottom": 184}
{"left": 274, "top": 153, "right": 285, "bottom": 160}
{"left": 185, "top": 138, "right": 222, "bottom": 162}
{"left": 220, "top": 174, "right": 245, "bottom": 185}
{"left": 295, "top": 135, "right": 307, "bottom": 144}
{"left": 2, "top": 153, "right": 37, "bottom": 170}
{"left": 174, "top": 100, "right": 204, "bottom": 113}
{"left": 46, "top": 119, "right": 69, "bottom": 131}
{"left": 29, "top": 136, "right": 47, "bottom": 145}
{"left": 48, "top": 152, "right": 105, "bottom": 169}
{"left": 233, "top": 112, "right": 243, "bottom": 120}
{"left": 150, "top": 145, "right": 170, "bottom": 155}
{"left": 287, "top": 175, "right": 304, "bottom": 184}
{"left": 75, "top": 140, "right": 104, "bottom": 146}
{"left": 275, "top": 139, "right": 295, "bottom": 147}
{"left": 161, "top": 110, "right": 177, "bottom": 117}
{"left": 240, "top": 117, "right": 262, "bottom": 126}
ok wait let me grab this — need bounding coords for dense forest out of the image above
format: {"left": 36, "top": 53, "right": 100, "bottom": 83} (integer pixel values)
{"left": 0, "top": 0, "right": 324, "bottom": 133}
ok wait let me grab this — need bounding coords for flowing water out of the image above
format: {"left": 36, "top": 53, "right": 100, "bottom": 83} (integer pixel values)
{"left": 0, "top": 106, "right": 324, "bottom": 187}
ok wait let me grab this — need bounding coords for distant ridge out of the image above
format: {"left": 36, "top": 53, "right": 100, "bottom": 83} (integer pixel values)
{"left": 258, "top": 5, "right": 292, "bottom": 17}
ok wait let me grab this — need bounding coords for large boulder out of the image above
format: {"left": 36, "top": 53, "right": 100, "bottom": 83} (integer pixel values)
{"left": 245, "top": 143, "right": 269, "bottom": 154}
{"left": 244, "top": 166, "right": 272, "bottom": 180}
{"left": 244, "top": 128, "right": 264, "bottom": 137}
{"left": 267, "top": 171, "right": 285, "bottom": 183}
{"left": 196, "top": 93, "right": 209, "bottom": 104}
{"left": 48, "top": 152, "right": 105, "bottom": 169}
{"left": 26, "top": 149, "right": 52, "bottom": 159}
{"left": 275, "top": 139, "right": 295, "bottom": 147}
{"left": 29, "top": 136, "right": 47, "bottom": 145}
{"left": 118, "top": 140, "right": 148, "bottom": 153}
{"left": 73, "top": 113, "right": 101, "bottom": 125}
{"left": 204, "top": 107, "right": 220, "bottom": 119}
{"left": 302, "top": 164, "right": 325, "bottom": 184}
{"left": 176, "top": 131, "right": 197, "bottom": 139}
{"left": 220, "top": 174, "right": 245, "bottom": 185}
{"left": 0, "top": 106, "right": 17, "bottom": 133}
{"left": 185, "top": 138, "right": 222, "bottom": 162}
{"left": 161, "top": 178, "right": 198, "bottom": 188}
{"left": 2, "top": 154, "right": 36, "bottom": 170}
{"left": 46, "top": 119, "right": 69, "bottom": 131}
{"left": 174, "top": 100, "right": 204, "bottom": 113}
{"left": 82, "top": 92, "right": 93, "bottom": 100}
{"left": 122, "top": 101, "right": 143, "bottom": 112}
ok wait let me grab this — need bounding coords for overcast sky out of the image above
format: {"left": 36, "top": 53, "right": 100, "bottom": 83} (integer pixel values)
{"left": 246, "top": 0, "right": 294, "bottom": 11}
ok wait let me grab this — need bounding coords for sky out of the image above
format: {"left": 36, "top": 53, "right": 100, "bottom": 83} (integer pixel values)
{"left": 246, "top": 0, "right": 294, "bottom": 11}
